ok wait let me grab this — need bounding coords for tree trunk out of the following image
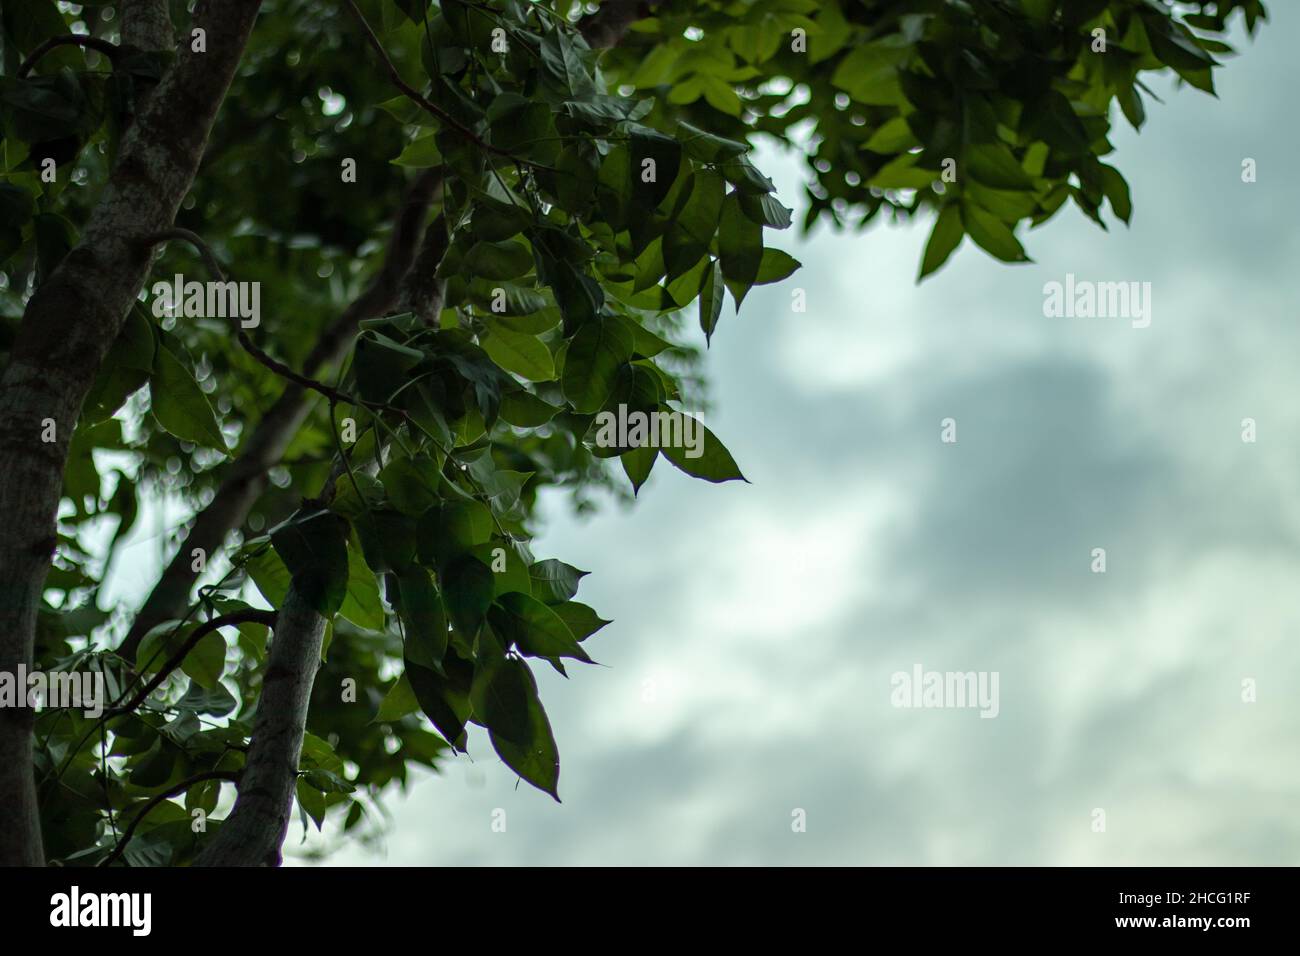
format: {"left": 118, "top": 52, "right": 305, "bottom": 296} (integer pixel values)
{"left": 0, "top": 0, "right": 264, "bottom": 867}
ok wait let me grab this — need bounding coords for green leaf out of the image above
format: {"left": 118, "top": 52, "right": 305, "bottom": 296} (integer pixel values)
{"left": 621, "top": 443, "right": 658, "bottom": 495}
{"left": 676, "top": 121, "right": 748, "bottom": 163}
{"left": 738, "top": 192, "right": 794, "bottom": 230}
{"left": 470, "top": 541, "right": 532, "bottom": 597}
{"left": 918, "top": 204, "right": 964, "bottom": 280}
{"left": 863, "top": 116, "right": 919, "bottom": 153}
{"left": 960, "top": 203, "right": 1030, "bottom": 263}
{"left": 550, "top": 601, "right": 612, "bottom": 642}
{"left": 354, "top": 509, "right": 418, "bottom": 573}
{"left": 561, "top": 315, "right": 635, "bottom": 413}
{"left": 245, "top": 545, "right": 291, "bottom": 608}
{"left": 441, "top": 554, "right": 495, "bottom": 639}
{"left": 868, "top": 154, "right": 939, "bottom": 190}
{"left": 180, "top": 628, "right": 227, "bottom": 690}
{"left": 489, "top": 592, "right": 592, "bottom": 662}
{"left": 405, "top": 653, "right": 473, "bottom": 750}
{"left": 499, "top": 389, "right": 561, "bottom": 427}
{"left": 718, "top": 193, "right": 763, "bottom": 309}
{"left": 754, "top": 248, "right": 800, "bottom": 285}
{"left": 482, "top": 326, "right": 556, "bottom": 382}
{"left": 375, "top": 673, "right": 420, "bottom": 723}
{"left": 396, "top": 565, "right": 448, "bottom": 670}
{"left": 528, "top": 559, "right": 588, "bottom": 604}
{"left": 175, "top": 679, "right": 236, "bottom": 717}
{"left": 379, "top": 453, "right": 440, "bottom": 516}
{"left": 628, "top": 124, "right": 682, "bottom": 209}
{"left": 150, "top": 345, "right": 226, "bottom": 452}
{"left": 391, "top": 134, "right": 442, "bottom": 167}
{"left": 966, "top": 144, "right": 1036, "bottom": 191}
{"left": 663, "top": 169, "right": 724, "bottom": 281}
{"left": 471, "top": 656, "right": 560, "bottom": 799}
{"left": 660, "top": 412, "right": 747, "bottom": 483}
{"left": 698, "top": 259, "right": 725, "bottom": 343}
{"left": 1099, "top": 163, "right": 1132, "bottom": 224}
{"left": 830, "top": 43, "right": 907, "bottom": 105}
{"left": 416, "top": 500, "right": 494, "bottom": 567}
{"left": 465, "top": 239, "right": 534, "bottom": 280}
{"left": 270, "top": 510, "right": 351, "bottom": 616}
{"left": 354, "top": 331, "right": 423, "bottom": 405}
{"left": 85, "top": 305, "right": 155, "bottom": 423}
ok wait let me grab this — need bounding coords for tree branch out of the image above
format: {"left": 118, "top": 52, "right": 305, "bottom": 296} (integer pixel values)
{"left": 396, "top": 213, "right": 449, "bottom": 325}
{"left": 342, "top": 0, "right": 538, "bottom": 167}
{"left": 138, "top": 227, "right": 227, "bottom": 279}
{"left": 193, "top": 216, "right": 456, "bottom": 867}
{"left": 17, "top": 35, "right": 120, "bottom": 78}
{"left": 101, "top": 771, "right": 241, "bottom": 868}
{"left": 193, "top": 587, "right": 326, "bottom": 866}
{"left": 120, "top": 0, "right": 174, "bottom": 56}
{"left": 112, "top": 609, "right": 277, "bottom": 718}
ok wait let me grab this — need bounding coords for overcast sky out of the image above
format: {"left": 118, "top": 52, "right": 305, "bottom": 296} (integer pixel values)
{"left": 263, "top": 8, "right": 1300, "bottom": 865}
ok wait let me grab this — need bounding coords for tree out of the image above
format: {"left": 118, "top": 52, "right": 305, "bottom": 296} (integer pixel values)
{"left": 0, "top": 0, "right": 1267, "bottom": 866}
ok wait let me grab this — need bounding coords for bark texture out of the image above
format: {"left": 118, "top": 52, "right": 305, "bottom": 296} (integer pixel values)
{"left": 0, "top": 0, "right": 264, "bottom": 867}
{"left": 194, "top": 590, "right": 324, "bottom": 866}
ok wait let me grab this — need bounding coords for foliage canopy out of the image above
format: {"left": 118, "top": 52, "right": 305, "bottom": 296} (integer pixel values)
{"left": 0, "top": 0, "right": 1266, "bottom": 864}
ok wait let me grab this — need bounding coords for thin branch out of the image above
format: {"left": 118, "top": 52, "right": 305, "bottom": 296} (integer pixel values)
{"left": 137, "top": 228, "right": 379, "bottom": 410}
{"left": 138, "top": 227, "right": 227, "bottom": 280}
{"left": 100, "top": 770, "right": 241, "bottom": 868}
{"left": 341, "top": 0, "right": 540, "bottom": 167}
{"left": 396, "top": 213, "right": 449, "bottom": 324}
{"left": 236, "top": 330, "right": 365, "bottom": 405}
{"left": 112, "top": 608, "right": 277, "bottom": 718}
{"left": 17, "top": 35, "right": 120, "bottom": 77}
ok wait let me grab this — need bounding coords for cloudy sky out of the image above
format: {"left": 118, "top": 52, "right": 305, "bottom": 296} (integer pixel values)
{"left": 279, "top": 9, "right": 1300, "bottom": 865}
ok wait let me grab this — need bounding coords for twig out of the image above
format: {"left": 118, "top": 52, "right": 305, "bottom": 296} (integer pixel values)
{"left": 138, "top": 227, "right": 384, "bottom": 411}
{"left": 139, "top": 228, "right": 227, "bottom": 280}
{"left": 111, "top": 608, "right": 277, "bottom": 718}
{"left": 236, "top": 330, "right": 365, "bottom": 406}
{"left": 17, "top": 35, "right": 120, "bottom": 77}
{"left": 341, "top": 0, "right": 540, "bottom": 167}
{"left": 100, "top": 770, "right": 241, "bottom": 867}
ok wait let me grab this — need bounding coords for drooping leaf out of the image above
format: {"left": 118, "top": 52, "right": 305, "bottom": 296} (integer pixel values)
{"left": 660, "top": 412, "right": 747, "bottom": 483}
{"left": 441, "top": 553, "right": 495, "bottom": 639}
{"left": 270, "top": 510, "right": 351, "bottom": 616}
{"left": 150, "top": 345, "right": 226, "bottom": 453}
{"left": 471, "top": 656, "right": 561, "bottom": 799}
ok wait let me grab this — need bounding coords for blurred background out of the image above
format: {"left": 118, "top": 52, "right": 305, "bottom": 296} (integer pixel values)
{"left": 103, "top": 3, "right": 1300, "bottom": 866}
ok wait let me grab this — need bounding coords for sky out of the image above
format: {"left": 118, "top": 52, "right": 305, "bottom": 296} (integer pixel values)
{"left": 185, "top": 8, "right": 1300, "bottom": 866}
